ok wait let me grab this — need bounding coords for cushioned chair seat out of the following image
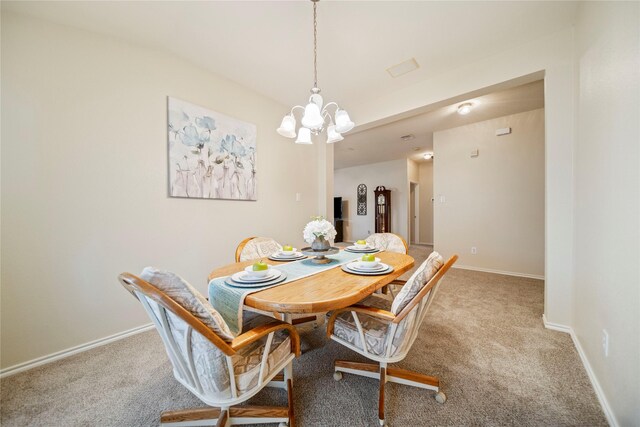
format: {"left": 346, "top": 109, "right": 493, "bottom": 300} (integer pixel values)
{"left": 331, "top": 296, "right": 393, "bottom": 356}
{"left": 232, "top": 311, "right": 291, "bottom": 393}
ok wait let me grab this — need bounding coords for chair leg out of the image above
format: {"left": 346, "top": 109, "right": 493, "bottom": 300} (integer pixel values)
{"left": 333, "top": 359, "right": 446, "bottom": 425}
{"left": 378, "top": 366, "right": 386, "bottom": 426}
{"left": 288, "top": 378, "right": 295, "bottom": 427}
{"left": 216, "top": 409, "right": 228, "bottom": 427}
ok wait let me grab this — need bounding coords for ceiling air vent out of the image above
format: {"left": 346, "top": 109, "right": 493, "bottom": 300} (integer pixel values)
{"left": 387, "top": 58, "right": 419, "bottom": 78}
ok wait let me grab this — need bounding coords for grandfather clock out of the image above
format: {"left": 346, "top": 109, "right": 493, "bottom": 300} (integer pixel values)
{"left": 374, "top": 186, "right": 391, "bottom": 233}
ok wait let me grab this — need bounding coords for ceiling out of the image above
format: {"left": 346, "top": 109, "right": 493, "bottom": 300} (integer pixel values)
{"left": 334, "top": 80, "right": 545, "bottom": 169}
{"left": 3, "top": 1, "right": 577, "bottom": 111}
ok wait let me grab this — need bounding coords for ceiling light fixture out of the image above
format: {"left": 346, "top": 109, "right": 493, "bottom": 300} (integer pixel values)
{"left": 457, "top": 102, "right": 473, "bottom": 115}
{"left": 277, "top": 0, "right": 353, "bottom": 144}
{"left": 423, "top": 153, "right": 434, "bottom": 160}
{"left": 401, "top": 134, "right": 415, "bottom": 141}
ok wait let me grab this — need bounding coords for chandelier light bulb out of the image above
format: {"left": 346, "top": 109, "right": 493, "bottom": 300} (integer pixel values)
{"left": 301, "top": 102, "right": 324, "bottom": 130}
{"left": 277, "top": 114, "right": 297, "bottom": 138}
{"left": 334, "top": 109, "right": 355, "bottom": 133}
{"left": 326, "top": 125, "right": 344, "bottom": 144}
{"left": 295, "top": 127, "right": 312, "bottom": 144}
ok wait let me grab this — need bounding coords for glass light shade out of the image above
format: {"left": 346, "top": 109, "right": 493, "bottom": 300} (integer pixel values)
{"left": 457, "top": 103, "right": 473, "bottom": 115}
{"left": 326, "top": 125, "right": 344, "bottom": 144}
{"left": 423, "top": 153, "right": 433, "bottom": 160}
{"left": 301, "top": 102, "right": 324, "bottom": 130}
{"left": 334, "top": 109, "right": 354, "bottom": 133}
{"left": 276, "top": 114, "right": 297, "bottom": 138}
{"left": 295, "top": 127, "right": 312, "bottom": 144}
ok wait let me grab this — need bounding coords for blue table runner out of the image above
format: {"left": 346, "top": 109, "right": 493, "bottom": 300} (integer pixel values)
{"left": 208, "top": 250, "right": 374, "bottom": 335}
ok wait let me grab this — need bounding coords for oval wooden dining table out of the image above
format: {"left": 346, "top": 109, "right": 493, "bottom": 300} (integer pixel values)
{"left": 208, "top": 251, "right": 415, "bottom": 315}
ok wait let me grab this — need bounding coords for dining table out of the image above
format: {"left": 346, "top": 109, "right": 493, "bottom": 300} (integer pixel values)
{"left": 207, "top": 249, "right": 415, "bottom": 328}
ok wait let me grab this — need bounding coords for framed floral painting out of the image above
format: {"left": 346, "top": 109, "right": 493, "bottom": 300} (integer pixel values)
{"left": 168, "top": 97, "right": 257, "bottom": 200}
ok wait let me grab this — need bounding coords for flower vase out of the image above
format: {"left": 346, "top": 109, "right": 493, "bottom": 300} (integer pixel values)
{"left": 311, "top": 236, "right": 331, "bottom": 251}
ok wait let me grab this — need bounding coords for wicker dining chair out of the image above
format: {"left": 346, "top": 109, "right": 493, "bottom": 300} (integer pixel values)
{"left": 118, "top": 267, "right": 299, "bottom": 427}
{"left": 235, "top": 237, "right": 283, "bottom": 262}
{"left": 326, "top": 253, "right": 458, "bottom": 427}
{"left": 365, "top": 233, "right": 408, "bottom": 254}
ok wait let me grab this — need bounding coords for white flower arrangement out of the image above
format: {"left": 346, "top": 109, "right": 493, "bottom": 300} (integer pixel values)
{"left": 303, "top": 216, "right": 337, "bottom": 244}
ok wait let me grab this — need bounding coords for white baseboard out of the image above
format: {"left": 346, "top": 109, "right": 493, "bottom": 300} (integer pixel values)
{"left": 541, "top": 315, "right": 618, "bottom": 427}
{"left": 0, "top": 323, "right": 154, "bottom": 378}
{"left": 453, "top": 264, "right": 545, "bottom": 280}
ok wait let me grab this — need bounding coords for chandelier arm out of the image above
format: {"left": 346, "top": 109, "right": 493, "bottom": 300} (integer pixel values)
{"left": 290, "top": 105, "right": 306, "bottom": 116}
{"left": 322, "top": 102, "right": 339, "bottom": 113}
{"left": 321, "top": 111, "right": 334, "bottom": 125}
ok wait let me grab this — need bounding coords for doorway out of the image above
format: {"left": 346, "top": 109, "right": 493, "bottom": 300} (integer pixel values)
{"left": 410, "top": 182, "right": 419, "bottom": 244}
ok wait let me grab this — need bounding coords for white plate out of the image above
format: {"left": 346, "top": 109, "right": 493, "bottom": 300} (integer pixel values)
{"left": 226, "top": 273, "right": 287, "bottom": 288}
{"left": 348, "top": 261, "right": 385, "bottom": 272}
{"left": 232, "top": 269, "right": 282, "bottom": 284}
{"left": 268, "top": 253, "right": 306, "bottom": 261}
{"left": 352, "top": 257, "right": 382, "bottom": 270}
{"left": 345, "top": 246, "right": 378, "bottom": 253}
{"left": 341, "top": 263, "right": 393, "bottom": 276}
{"left": 276, "top": 250, "right": 301, "bottom": 258}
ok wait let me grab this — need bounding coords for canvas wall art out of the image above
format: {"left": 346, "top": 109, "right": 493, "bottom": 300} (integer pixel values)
{"left": 168, "top": 97, "right": 257, "bottom": 200}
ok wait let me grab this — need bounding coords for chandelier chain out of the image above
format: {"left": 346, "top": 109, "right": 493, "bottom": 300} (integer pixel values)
{"left": 313, "top": 0, "right": 318, "bottom": 89}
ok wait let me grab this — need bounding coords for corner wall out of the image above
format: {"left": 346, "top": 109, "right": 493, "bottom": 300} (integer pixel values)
{"left": 572, "top": 2, "right": 640, "bottom": 424}
{"left": 0, "top": 13, "right": 320, "bottom": 370}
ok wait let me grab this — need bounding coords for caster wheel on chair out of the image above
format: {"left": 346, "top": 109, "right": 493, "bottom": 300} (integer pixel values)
{"left": 333, "top": 371, "right": 343, "bottom": 381}
{"left": 435, "top": 391, "right": 447, "bottom": 404}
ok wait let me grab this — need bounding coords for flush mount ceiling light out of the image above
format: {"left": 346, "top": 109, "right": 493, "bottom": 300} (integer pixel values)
{"left": 401, "top": 134, "right": 415, "bottom": 141}
{"left": 277, "top": 0, "right": 353, "bottom": 144}
{"left": 457, "top": 102, "right": 473, "bottom": 115}
{"left": 423, "top": 152, "right": 434, "bottom": 160}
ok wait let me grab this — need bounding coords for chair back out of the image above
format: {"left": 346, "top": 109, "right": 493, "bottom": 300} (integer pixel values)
{"left": 235, "top": 237, "right": 283, "bottom": 262}
{"left": 384, "top": 254, "right": 458, "bottom": 359}
{"left": 365, "top": 233, "right": 408, "bottom": 254}
{"left": 118, "top": 272, "right": 238, "bottom": 404}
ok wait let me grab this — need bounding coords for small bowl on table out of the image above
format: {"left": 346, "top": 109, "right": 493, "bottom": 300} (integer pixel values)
{"left": 354, "top": 241, "right": 369, "bottom": 250}
{"left": 279, "top": 248, "right": 298, "bottom": 257}
{"left": 356, "top": 257, "right": 381, "bottom": 270}
{"left": 244, "top": 264, "right": 271, "bottom": 278}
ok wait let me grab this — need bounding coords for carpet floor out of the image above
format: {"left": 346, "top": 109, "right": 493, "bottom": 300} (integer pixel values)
{"left": 0, "top": 246, "right": 607, "bottom": 426}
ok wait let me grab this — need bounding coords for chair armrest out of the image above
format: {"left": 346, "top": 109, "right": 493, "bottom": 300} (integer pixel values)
{"left": 230, "top": 319, "right": 301, "bottom": 357}
{"left": 326, "top": 304, "right": 396, "bottom": 338}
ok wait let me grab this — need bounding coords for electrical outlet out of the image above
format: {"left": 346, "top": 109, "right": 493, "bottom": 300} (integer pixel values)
{"left": 602, "top": 330, "right": 609, "bottom": 357}
{"left": 471, "top": 247, "right": 477, "bottom": 255}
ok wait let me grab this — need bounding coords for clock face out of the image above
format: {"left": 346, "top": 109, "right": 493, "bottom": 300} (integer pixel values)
{"left": 378, "top": 194, "right": 385, "bottom": 205}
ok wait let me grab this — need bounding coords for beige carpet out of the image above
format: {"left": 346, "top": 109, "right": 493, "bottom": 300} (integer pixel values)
{"left": 1, "top": 246, "right": 607, "bottom": 426}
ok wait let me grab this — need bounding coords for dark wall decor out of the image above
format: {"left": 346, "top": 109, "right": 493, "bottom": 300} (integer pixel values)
{"left": 357, "top": 184, "right": 367, "bottom": 215}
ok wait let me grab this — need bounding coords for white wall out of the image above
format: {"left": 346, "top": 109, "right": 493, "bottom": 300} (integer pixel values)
{"left": 0, "top": 13, "right": 320, "bottom": 370}
{"left": 348, "top": 27, "right": 574, "bottom": 328}
{"left": 434, "top": 109, "right": 545, "bottom": 277}
{"left": 418, "top": 161, "right": 434, "bottom": 244}
{"left": 573, "top": 2, "right": 640, "bottom": 425}
{"left": 334, "top": 159, "right": 408, "bottom": 242}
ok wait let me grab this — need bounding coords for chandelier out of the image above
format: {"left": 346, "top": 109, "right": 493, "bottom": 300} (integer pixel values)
{"left": 277, "top": 0, "right": 354, "bottom": 144}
